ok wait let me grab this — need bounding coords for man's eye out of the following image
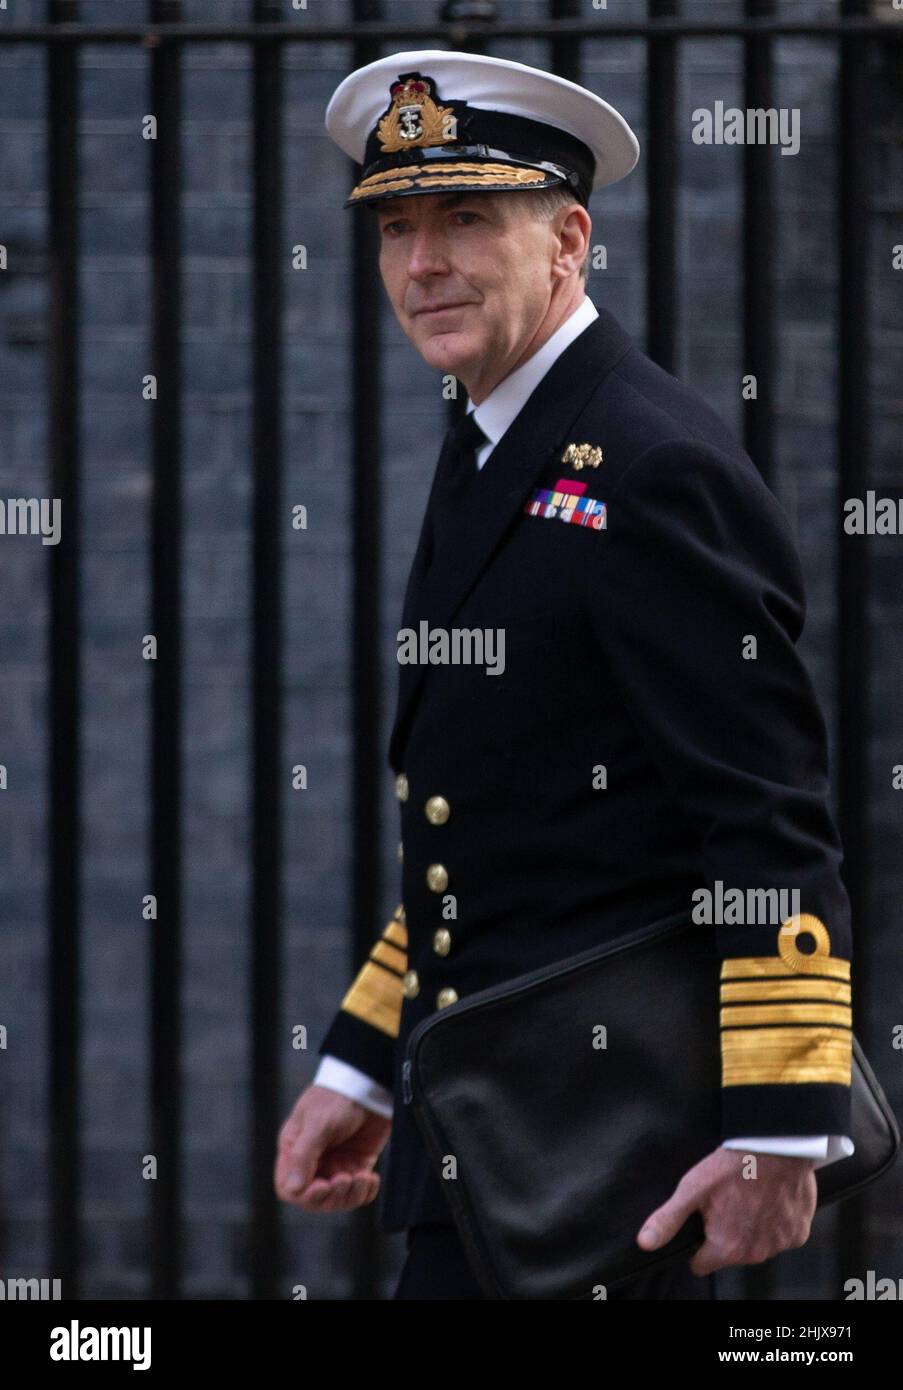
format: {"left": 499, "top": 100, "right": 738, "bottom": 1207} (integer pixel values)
{"left": 454, "top": 212, "right": 480, "bottom": 224}
{"left": 383, "top": 221, "right": 405, "bottom": 235}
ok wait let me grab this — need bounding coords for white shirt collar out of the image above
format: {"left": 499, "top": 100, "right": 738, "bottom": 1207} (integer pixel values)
{"left": 467, "top": 295, "right": 599, "bottom": 470}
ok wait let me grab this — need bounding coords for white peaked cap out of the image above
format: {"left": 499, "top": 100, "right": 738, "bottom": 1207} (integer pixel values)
{"left": 325, "top": 49, "right": 640, "bottom": 208}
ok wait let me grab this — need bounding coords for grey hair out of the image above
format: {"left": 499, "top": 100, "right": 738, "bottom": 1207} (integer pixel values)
{"left": 509, "top": 184, "right": 592, "bottom": 279}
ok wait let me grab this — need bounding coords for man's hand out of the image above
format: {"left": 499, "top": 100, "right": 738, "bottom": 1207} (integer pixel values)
{"left": 636, "top": 1146, "right": 818, "bottom": 1275}
{"left": 274, "top": 1085, "right": 392, "bottom": 1212}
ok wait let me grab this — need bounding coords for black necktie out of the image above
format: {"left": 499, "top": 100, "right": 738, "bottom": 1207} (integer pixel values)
{"left": 437, "top": 410, "right": 488, "bottom": 495}
{"left": 424, "top": 411, "right": 487, "bottom": 574}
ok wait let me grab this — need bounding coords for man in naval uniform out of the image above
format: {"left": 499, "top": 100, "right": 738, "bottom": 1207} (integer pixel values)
{"left": 274, "top": 50, "right": 854, "bottom": 1300}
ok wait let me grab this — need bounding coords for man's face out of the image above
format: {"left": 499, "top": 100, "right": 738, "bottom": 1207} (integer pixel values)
{"left": 374, "top": 190, "right": 561, "bottom": 386}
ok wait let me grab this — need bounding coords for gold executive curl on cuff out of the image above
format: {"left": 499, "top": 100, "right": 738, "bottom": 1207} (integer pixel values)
{"left": 778, "top": 913, "right": 833, "bottom": 972}
{"left": 339, "top": 905, "right": 408, "bottom": 1039}
{"left": 719, "top": 915, "right": 852, "bottom": 1087}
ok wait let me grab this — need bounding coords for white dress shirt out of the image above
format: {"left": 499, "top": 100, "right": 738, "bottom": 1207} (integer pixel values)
{"left": 314, "top": 293, "right": 853, "bottom": 1171}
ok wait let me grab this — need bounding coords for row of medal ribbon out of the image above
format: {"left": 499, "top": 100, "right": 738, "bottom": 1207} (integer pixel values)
{"left": 524, "top": 482, "right": 607, "bottom": 529}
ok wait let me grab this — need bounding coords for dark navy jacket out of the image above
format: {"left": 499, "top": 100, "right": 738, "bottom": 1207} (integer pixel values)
{"left": 318, "top": 306, "right": 853, "bottom": 1232}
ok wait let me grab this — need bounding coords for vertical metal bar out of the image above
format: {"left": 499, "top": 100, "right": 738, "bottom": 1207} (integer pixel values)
{"left": 739, "top": 0, "right": 777, "bottom": 1305}
{"left": 548, "top": 0, "right": 580, "bottom": 371}
{"left": 646, "top": 0, "right": 678, "bottom": 370}
{"left": 549, "top": 1, "right": 581, "bottom": 90}
{"left": 442, "top": 0, "right": 495, "bottom": 430}
{"left": 250, "top": 0, "right": 284, "bottom": 1302}
{"left": 742, "top": 0, "right": 776, "bottom": 486}
{"left": 741, "top": 3, "right": 777, "bottom": 1302}
{"left": 547, "top": 0, "right": 580, "bottom": 424}
{"left": 47, "top": 0, "right": 82, "bottom": 1298}
{"left": 836, "top": 0, "right": 872, "bottom": 1291}
{"left": 148, "top": 0, "right": 184, "bottom": 1299}
{"left": 348, "top": 0, "right": 386, "bottom": 1302}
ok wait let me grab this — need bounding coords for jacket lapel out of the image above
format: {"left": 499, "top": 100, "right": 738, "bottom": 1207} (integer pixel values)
{"left": 388, "top": 308, "right": 634, "bottom": 772}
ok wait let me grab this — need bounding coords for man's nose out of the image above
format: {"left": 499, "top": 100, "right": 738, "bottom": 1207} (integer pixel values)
{"left": 406, "top": 226, "right": 448, "bottom": 279}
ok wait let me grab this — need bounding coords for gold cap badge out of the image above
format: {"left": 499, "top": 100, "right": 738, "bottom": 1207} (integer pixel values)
{"left": 377, "top": 75, "right": 456, "bottom": 154}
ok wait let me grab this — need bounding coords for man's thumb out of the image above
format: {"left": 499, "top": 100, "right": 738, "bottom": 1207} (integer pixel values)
{"left": 636, "top": 1185, "right": 698, "bottom": 1250}
{"left": 285, "top": 1130, "right": 322, "bottom": 1192}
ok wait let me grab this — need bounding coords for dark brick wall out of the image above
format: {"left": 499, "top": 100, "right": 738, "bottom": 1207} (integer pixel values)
{"left": 0, "top": 0, "right": 900, "bottom": 1300}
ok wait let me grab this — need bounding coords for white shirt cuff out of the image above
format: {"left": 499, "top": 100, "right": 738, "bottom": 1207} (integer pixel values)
{"left": 722, "top": 1134, "right": 855, "bottom": 1170}
{"left": 313, "top": 1054, "right": 394, "bottom": 1119}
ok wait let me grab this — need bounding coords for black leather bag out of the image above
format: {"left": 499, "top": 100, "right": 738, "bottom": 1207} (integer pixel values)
{"left": 401, "top": 908, "right": 900, "bottom": 1300}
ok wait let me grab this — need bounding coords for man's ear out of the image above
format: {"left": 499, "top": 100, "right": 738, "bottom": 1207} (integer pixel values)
{"left": 554, "top": 205, "right": 592, "bottom": 277}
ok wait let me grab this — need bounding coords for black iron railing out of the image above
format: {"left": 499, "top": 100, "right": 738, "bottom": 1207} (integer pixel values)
{"left": 1, "top": 0, "right": 897, "bottom": 1301}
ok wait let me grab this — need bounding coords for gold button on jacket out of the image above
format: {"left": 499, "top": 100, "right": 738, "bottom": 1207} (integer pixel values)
{"left": 436, "top": 987, "right": 459, "bottom": 1009}
{"left": 433, "top": 927, "right": 452, "bottom": 956}
{"left": 426, "top": 863, "right": 448, "bottom": 892}
{"left": 425, "top": 795, "right": 450, "bottom": 824}
{"left": 402, "top": 969, "right": 420, "bottom": 999}
{"left": 395, "top": 772, "right": 409, "bottom": 801}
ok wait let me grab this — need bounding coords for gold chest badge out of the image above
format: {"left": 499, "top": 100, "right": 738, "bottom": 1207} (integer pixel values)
{"left": 377, "top": 74, "right": 456, "bottom": 153}
{"left": 562, "top": 442, "right": 603, "bottom": 470}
